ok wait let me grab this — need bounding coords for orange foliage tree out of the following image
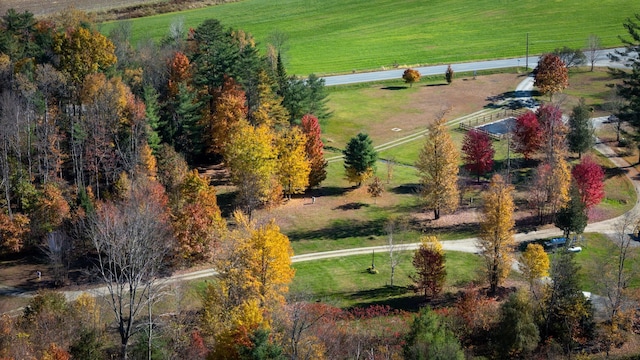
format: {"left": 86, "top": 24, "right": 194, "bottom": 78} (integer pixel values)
{"left": 300, "top": 114, "right": 327, "bottom": 188}
{"left": 173, "top": 170, "right": 226, "bottom": 264}
{"left": 534, "top": 53, "right": 569, "bottom": 101}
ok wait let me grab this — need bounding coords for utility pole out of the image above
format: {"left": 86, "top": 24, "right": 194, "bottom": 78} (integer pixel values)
{"left": 526, "top": 33, "right": 529, "bottom": 71}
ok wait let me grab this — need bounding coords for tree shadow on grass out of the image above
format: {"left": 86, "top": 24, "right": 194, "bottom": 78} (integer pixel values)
{"left": 381, "top": 86, "right": 408, "bottom": 90}
{"left": 604, "top": 166, "right": 627, "bottom": 179}
{"left": 334, "top": 202, "right": 369, "bottom": 210}
{"left": 390, "top": 183, "right": 419, "bottom": 195}
{"left": 287, "top": 218, "right": 387, "bottom": 242}
{"left": 424, "top": 83, "right": 448, "bottom": 87}
{"left": 309, "top": 186, "right": 350, "bottom": 197}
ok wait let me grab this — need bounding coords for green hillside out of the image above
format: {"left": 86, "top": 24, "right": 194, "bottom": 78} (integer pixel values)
{"left": 100, "top": 0, "right": 639, "bottom": 76}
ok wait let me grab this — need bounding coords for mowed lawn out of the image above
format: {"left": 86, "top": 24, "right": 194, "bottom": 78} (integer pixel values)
{"left": 100, "top": 0, "right": 638, "bottom": 75}
{"left": 290, "top": 250, "right": 483, "bottom": 308}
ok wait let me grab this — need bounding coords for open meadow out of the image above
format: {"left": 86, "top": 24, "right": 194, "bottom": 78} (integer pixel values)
{"left": 96, "top": 0, "right": 639, "bottom": 75}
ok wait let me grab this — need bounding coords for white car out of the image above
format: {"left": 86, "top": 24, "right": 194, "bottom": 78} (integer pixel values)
{"left": 567, "top": 246, "right": 582, "bottom": 253}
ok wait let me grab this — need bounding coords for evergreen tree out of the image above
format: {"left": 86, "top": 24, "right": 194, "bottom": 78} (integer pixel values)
{"left": 282, "top": 74, "right": 331, "bottom": 124}
{"left": 567, "top": 98, "right": 594, "bottom": 158}
{"left": 343, "top": 133, "right": 377, "bottom": 187}
{"left": 495, "top": 290, "right": 540, "bottom": 358}
{"left": 554, "top": 184, "right": 588, "bottom": 240}
{"left": 143, "top": 85, "right": 163, "bottom": 152}
{"left": 403, "top": 307, "right": 465, "bottom": 360}
{"left": 541, "top": 251, "right": 595, "bottom": 354}
{"left": 609, "top": 14, "right": 640, "bottom": 131}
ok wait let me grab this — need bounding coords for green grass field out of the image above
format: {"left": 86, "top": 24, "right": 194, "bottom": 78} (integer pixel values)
{"left": 100, "top": 0, "right": 639, "bottom": 75}
{"left": 290, "top": 250, "right": 483, "bottom": 308}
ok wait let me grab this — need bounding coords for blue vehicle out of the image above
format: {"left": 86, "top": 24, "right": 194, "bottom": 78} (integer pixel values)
{"left": 544, "top": 237, "right": 567, "bottom": 248}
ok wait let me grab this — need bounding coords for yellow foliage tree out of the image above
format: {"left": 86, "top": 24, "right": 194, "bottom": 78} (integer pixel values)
{"left": 139, "top": 143, "right": 158, "bottom": 181}
{"left": 416, "top": 116, "right": 459, "bottom": 219}
{"left": 549, "top": 155, "right": 571, "bottom": 214}
{"left": 52, "top": 26, "right": 117, "bottom": 84}
{"left": 252, "top": 70, "right": 290, "bottom": 128}
{"left": 276, "top": 127, "right": 310, "bottom": 199}
{"left": 225, "top": 121, "right": 277, "bottom": 214}
{"left": 520, "top": 243, "right": 550, "bottom": 290}
{"left": 478, "top": 174, "right": 515, "bottom": 295}
{"left": 246, "top": 218, "right": 295, "bottom": 310}
{"left": 204, "top": 211, "right": 294, "bottom": 356}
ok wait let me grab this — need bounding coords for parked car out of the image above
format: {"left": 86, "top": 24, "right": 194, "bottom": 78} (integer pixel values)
{"left": 567, "top": 246, "right": 582, "bottom": 253}
{"left": 544, "top": 237, "right": 567, "bottom": 248}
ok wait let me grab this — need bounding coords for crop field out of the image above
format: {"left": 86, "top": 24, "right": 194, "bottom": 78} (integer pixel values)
{"left": 96, "top": 0, "right": 640, "bottom": 75}
{"left": 0, "top": 0, "right": 157, "bottom": 17}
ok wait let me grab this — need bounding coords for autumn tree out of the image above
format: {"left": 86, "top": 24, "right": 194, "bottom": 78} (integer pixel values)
{"left": 416, "top": 116, "right": 459, "bottom": 220}
{"left": 89, "top": 178, "right": 173, "bottom": 359}
{"left": 567, "top": 98, "right": 594, "bottom": 158}
{"left": 0, "top": 212, "right": 30, "bottom": 253}
{"left": 461, "top": 129, "right": 494, "bottom": 182}
{"left": 205, "top": 211, "right": 294, "bottom": 358}
{"left": 52, "top": 26, "right": 117, "bottom": 84}
{"left": 367, "top": 176, "right": 384, "bottom": 204}
{"left": 276, "top": 127, "right": 310, "bottom": 199}
{"left": 536, "top": 104, "right": 568, "bottom": 162}
{"left": 512, "top": 111, "right": 542, "bottom": 161}
{"left": 252, "top": 70, "right": 290, "bottom": 128}
{"left": 571, "top": 155, "right": 605, "bottom": 209}
{"left": 300, "top": 114, "right": 327, "bottom": 188}
{"left": 204, "top": 76, "right": 248, "bottom": 156}
{"left": 445, "top": 64, "right": 454, "bottom": 84}
{"left": 548, "top": 156, "right": 572, "bottom": 216}
{"left": 411, "top": 236, "right": 446, "bottom": 300}
{"left": 172, "top": 170, "right": 226, "bottom": 265}
{"left": 343, "top": 133, "right": 377, "bottom": 187}
{"left": 534, "top": 53, "right": 569, "bottom": 101}
{"left": 167, "top": 51, "right": 191, "bottom": 98}
{"left": 402, "top": 68, "right": 421, "bottom": 87}
{"left": 478, "top": 174, "right": 515, "bottom": 295}
{"left": 225, "top": 120, "right": 277, "bottom": 215}
{"left": 520, "top": 243, "right": 550, "bottom": 291}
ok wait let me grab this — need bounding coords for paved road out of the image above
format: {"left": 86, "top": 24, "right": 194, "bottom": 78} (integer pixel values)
{"left": 322, "top": 48, "right": 630, "bottom": 86}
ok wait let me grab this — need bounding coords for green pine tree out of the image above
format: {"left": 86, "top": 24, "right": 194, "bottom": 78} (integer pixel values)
{"left": 343, "top": 133, "right": 377, "bottom": 187}
{"left": 567, "top": 98, "right": 594, "bottom": 158}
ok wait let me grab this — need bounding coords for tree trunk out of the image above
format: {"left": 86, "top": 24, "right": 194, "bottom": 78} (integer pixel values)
{"left": 434, "top": 208, "right": 440, "bottom": 220}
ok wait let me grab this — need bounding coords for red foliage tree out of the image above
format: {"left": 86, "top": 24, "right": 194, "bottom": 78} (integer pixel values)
{"left": 300, "top": 114, "right": 328, "bottom": 188}
{"left": 461, "top": 129, "right": 494, "bottom": 182}
{"left": 571, "top": 156, "right": 605, "bottom": 209}
{"left": 411, "top": 245, "right": 446, "bottom": 300}
{"left": 536, "top": 103, "right": 567, "bottom": 161}
{"left": 512, "top": 111, "right": 542, "bottom": 160}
